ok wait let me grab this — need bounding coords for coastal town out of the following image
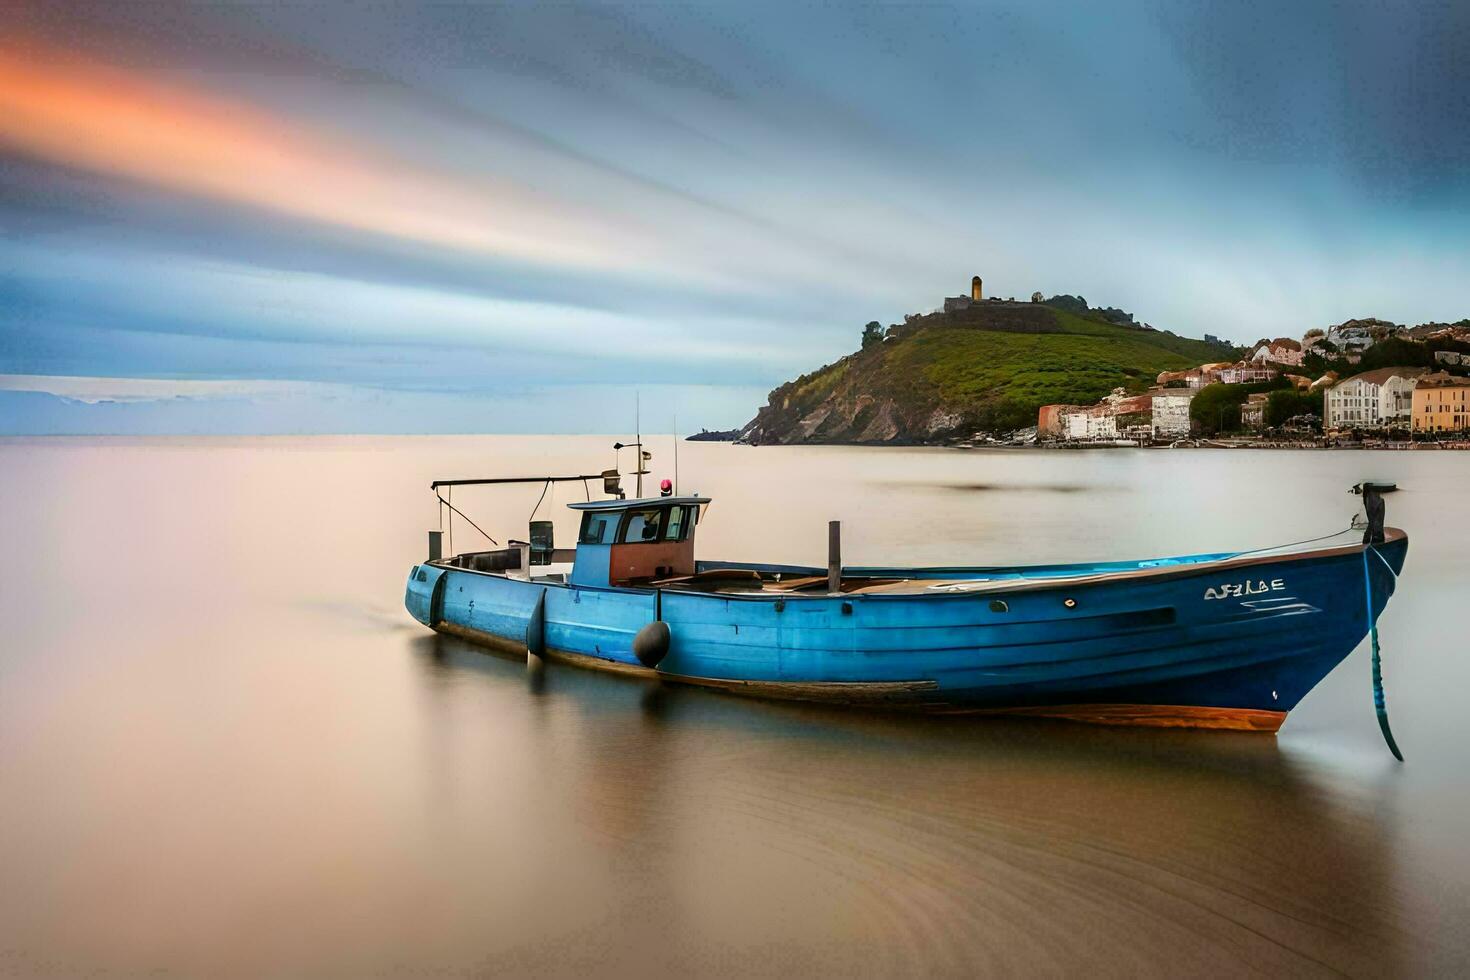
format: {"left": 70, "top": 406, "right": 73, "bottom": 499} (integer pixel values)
{"left": 1035, "top": 318, "right": 1470, "bottom": 447}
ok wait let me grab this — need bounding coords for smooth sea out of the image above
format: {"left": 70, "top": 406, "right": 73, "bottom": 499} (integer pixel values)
{"left": 2, "top": 436, "right": 1467, "bottom": 976}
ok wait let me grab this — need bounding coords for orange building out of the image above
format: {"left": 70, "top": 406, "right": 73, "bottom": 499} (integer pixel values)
{"left": 1411, "top": 371, "right": 1470, "bottom": 433}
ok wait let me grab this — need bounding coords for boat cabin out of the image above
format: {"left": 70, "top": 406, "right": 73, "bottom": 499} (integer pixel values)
{"left": 568, "top": 496, "right": 710, "bottom": 588}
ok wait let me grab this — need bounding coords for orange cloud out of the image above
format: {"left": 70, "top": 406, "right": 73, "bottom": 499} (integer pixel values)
{"left": 0, "top": 43, "right": 638, "bottom": 271}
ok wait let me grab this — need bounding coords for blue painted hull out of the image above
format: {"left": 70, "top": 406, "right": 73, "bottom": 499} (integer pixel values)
{"left": 405, "top": 531, "right": 1407, "bottom": 729}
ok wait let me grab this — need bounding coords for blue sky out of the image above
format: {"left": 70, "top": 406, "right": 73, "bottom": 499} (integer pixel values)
{"left": 2, "top": 1, "right": 1468, "bottom": 433}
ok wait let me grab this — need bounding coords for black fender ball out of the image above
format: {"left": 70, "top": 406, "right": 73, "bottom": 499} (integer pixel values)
{"left": 633, "top": 621, "right": 671, "bottom": 669}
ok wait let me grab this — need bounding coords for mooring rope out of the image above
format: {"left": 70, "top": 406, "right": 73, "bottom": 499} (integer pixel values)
{"left": 1174, "top": 518, "right": 1402, "bottom": 760}
{"left": 1360, "top": 546, "right": 1404, "bottom": 761}
{"left": 1229, "top": 525, "right": 1358, "bottom": 560}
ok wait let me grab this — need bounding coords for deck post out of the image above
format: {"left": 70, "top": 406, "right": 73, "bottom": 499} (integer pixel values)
{"left": 828, "top": 520, "right": 841, "bottom": 593}
{"left": 516, "top": 541, "right": 532, "bottom": 581}
{"left": 427, "top": 530, "right": 443, "bottom": 561}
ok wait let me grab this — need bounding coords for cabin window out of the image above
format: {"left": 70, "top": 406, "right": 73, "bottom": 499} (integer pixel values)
{"left": 578, "top": 513, "right": 619, "bottom": 545}
{"left": 664, "top": 505, "right": 689, "bottom": 541}
{"left": 620, "top": 508, "right": 665, "bottom": 543}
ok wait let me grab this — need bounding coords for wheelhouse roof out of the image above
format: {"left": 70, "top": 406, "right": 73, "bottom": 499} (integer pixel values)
{"left": 567, "top": 495, "right": 710, "bottom": 513}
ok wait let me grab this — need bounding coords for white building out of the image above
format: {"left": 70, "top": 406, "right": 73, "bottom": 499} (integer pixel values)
{"left": 1324, "top": 368, "right": 1426, "bottom": 431}
{"left": 1151, "top": 389, "right": 1197, "bottom": 437}
{"left": 1218, "top": 362, "right": 1277, "bottom": 385}
{"left": 1064, "top": 410, "right": 1118, "bottom": 441}
{"left": 1241, "top": 392, "right": 1270, "bottom": 430}
{"left": 1434, "top": 350, "right": 1470, "bottom": 367}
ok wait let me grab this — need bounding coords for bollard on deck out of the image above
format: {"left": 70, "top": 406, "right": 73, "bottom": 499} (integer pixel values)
{"left": 828, "top": 520, "right": 841, "bottom": 593}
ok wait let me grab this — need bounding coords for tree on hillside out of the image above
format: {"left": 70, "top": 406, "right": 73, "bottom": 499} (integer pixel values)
{"left": 1190, "top": 383, "right": 1248, "bottom": 436}
{"left": 1266, "top": 388, "right": 1323, "bottom": 429}
{"left": 861, "top": 321, "right": 883, "bottom": 350}
{"left": 1043, "top": 294, "right": 1089, "bottom": 315}
{"left": 1306, "top": 336, "right": 1443, "bottom": 377}
{"left": 1355, "top": 337, "right": 1435, "bottom": 371}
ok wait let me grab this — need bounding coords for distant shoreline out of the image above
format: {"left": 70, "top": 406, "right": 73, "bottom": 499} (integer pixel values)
{"left": 728, "top": 437, "right": 1470, "bottom": 451}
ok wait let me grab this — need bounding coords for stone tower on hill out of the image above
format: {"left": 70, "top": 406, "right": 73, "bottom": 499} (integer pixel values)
{"left": 971, "top": 276, "right": 983, "bottom": 301}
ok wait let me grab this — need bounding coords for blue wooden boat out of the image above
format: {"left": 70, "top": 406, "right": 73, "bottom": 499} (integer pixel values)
{"left": 406, "top": 476, "right": 1407, "bottom": 735}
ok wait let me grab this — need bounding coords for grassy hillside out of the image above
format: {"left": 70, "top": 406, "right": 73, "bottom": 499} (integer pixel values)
{"left": 742, "top": 302, "right": 1233, "bottom": 444}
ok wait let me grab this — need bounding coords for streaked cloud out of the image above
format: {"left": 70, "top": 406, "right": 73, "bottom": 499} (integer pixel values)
{"left": 0, "top": 374, "right": 339, "bottom": 405}
{"left": 2, "top": 1, "right": 1469, "bottom": 435}
{"left": 0, "top": 43, "right": 673, "bottom": 275}
{"left": 0, "top": 380, "right": 766, "bottom": 435}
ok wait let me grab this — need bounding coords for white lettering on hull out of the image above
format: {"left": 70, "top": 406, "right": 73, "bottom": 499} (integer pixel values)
{"left": 1203, "top": 578, "right": 1286, "bottom": 601}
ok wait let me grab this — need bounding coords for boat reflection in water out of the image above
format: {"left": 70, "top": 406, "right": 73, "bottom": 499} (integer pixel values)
{"left": 410, "top": 624, "right": 1408, "bottom": 975}
{"left": 407, "top": 471, "right": 1407, "bottom": 739}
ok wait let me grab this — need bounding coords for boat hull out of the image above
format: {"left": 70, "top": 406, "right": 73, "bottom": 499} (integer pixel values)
{"left": 405, "top": 531, "right": 1407, "bottom": 731}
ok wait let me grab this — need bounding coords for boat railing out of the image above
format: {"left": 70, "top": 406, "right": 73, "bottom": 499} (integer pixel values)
{"left": 438, "top": 547, "right": 521, "bottom": 573}
{"left": 438, "top": 545, "right": 577, "bottom": 573}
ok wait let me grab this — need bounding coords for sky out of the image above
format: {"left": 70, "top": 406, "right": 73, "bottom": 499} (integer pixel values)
{"left": 2, "top": 0, "right": 1469, "bottom": 434}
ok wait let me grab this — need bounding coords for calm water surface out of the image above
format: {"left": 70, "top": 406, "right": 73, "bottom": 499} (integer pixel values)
{"left": 2, "top": 436, "right": 1468, "bottom": 976}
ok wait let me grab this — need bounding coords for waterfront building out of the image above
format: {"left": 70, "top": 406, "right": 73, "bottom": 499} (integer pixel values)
{"left": 1104, "top": 392, "right": 1152, "bottom": 416}
{"left": 1241, "top": 392, "right": 1270, "bottom": 431}
{"left": 1054, "top": 391, "right": 1154, "bottom": 441}
{"left": 1411, "top": 371, "right": 1470, "bottom": 433}
{"left": 1108, "top": 394, "right": 1152, "bottom": 440}
{"left": 1150, "top": 388, "right": 1197, "bottom": 437}
{"left": 1065, "top": 410, "right": 1118, "bottom": 441}
{"left": 1047, "top": 388, "right": 1156, "bottom": 441}
{"left": 1324, "top": 367, "right": 1426, "bottom": 431}
{"left": 1037, "top": 404, "right": 1086, "bottom": 439}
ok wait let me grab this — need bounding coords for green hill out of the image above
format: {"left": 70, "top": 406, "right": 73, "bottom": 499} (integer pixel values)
{"left": 741, "top": 301, "right": 1235, "bottom": 444}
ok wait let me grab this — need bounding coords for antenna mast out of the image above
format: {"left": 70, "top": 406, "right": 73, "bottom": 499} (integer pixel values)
{"left": 611, "top": 391, "right": 650, "bottom": 500}
{"left": 673, "top": 411, "right": 679, "bottom": 496}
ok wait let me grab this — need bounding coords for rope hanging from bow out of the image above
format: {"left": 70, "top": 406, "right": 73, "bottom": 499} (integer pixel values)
{"left": 1361, "top": 543, "right": 1404, "bottom": 762}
